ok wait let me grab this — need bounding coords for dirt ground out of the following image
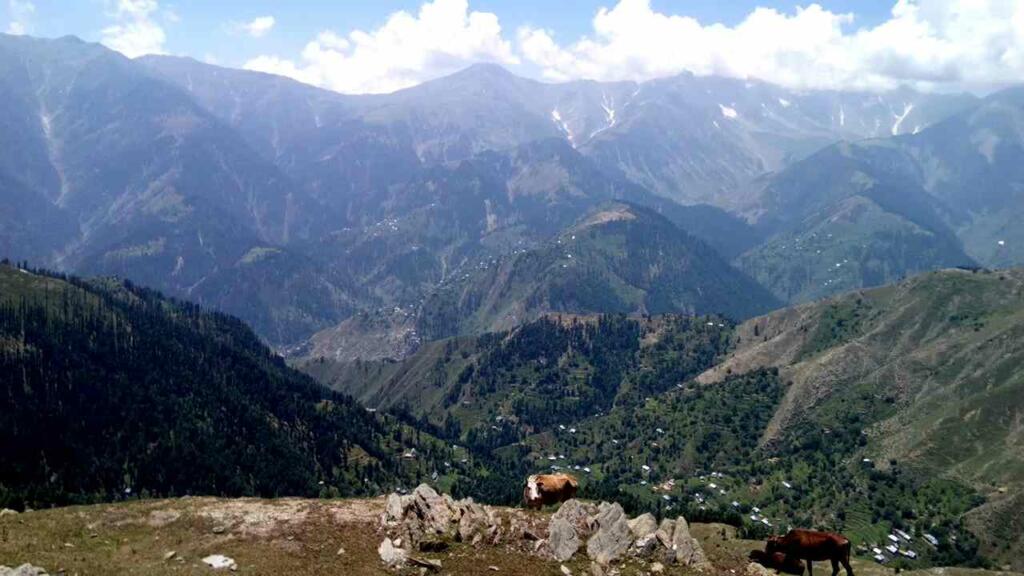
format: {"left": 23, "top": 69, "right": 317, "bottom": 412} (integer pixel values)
{"left": 1, "top": 498, "right": 1020, "bottom": 576}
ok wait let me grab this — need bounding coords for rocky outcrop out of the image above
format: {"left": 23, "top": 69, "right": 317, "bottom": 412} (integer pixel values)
{"left": 380, "top": 485, "right": 712, "bottom": 571}
{"left": 380, "top": 484, "right": 499, "bottom": 549}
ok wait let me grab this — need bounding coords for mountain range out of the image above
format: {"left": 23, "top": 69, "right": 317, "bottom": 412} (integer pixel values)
{"left": 2, "top": 32, "right": 1023, "bottom": 365}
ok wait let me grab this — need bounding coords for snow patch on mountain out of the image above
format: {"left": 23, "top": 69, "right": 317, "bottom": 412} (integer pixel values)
{"left": 719, "top": 104, "right": 738, "bottom": 119}
{"left": 892, "top": 103, "right": 915, "bottom": 135}
{"left": 550, "top": 109, "right": 576, "bottom": 148}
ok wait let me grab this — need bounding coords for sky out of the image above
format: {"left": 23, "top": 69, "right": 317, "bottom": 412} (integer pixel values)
{"left": 4, "top": 0, "right": 1024, "bottom": 95}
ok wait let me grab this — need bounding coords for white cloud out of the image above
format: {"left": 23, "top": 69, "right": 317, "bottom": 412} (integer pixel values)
{"left": 101, "top": 0, "right": 167, "bottom": 58}
{"left": 517, "top": 0, "right": 1024, "bottom": 93}
{"left": 5, "top": 0, "right": 34, "bottom": 35}
{"left": 237, "top": 0, "right": 1024, "bottom": 94}
{"left": 243, "top": 0, "right": 517, "bottom": 94}
{"left": 238, "top": 15, "right": 275, "bottom": 38}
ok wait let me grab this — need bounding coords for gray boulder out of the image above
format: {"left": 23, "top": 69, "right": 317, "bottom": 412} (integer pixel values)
{"left": 549, "top": 517, "right": 581, "bottom": 562}
{"left": 552, "top": 499, "right": 597, "bottom": 536}
{"left": 627, "top": 513, "right": 658, "bottom": 539}
{"left": 655, "top": 519, "right": 676, "bottom": 548}
{"left": 586, "top": 502, "right": 633, "bottom": 565}
{"left": 670, "top": 516, "right": 711, "bottom": 569}
{"left": 412, "top": 484, "right": 456, "bottom": 536}
{"left": 455, "top": 498, "right": 494, "bottom": 544}
{"left": 382, "top": 493, "right": 412, "bottom": 526}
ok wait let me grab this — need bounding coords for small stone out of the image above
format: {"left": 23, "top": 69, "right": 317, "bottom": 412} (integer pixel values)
{"left": 163, "top": 551, "right": 177, "bottom": 561}
{"left": 211, "top": 525, "right": 226, "bottom": 534}
{"left": 201, "top": 555, "right": 237, "bottom": 571}
{"left": 378, "top": 538, "right": 408, "bottom": 568}
{"left": 0, "top": 565, "right": 48, "bottom": 576}
{"left": 63, "top": 542, "right": 74, "bottom": 548}
{"left": 336, "top": 546, "right": 346, "bottom": 556}
{"left": 590, "top": 562, "right": 606, "bottom": 576}
{"left": 745, "top": 562, "right": 774, "bottom": 576}
{"left": 560, "top": 565, "right": 573, "bottom": 576}
{"left": 488, "top": 567, "right": 500, "bottom": 572}
{"left": 651, "top": 562, "right": 665, "bottom": 573}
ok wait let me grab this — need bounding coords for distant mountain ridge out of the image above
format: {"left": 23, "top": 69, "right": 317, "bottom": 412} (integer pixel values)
{"left": 736, "top": 86, "right": 1024, "bottom": 303}
{"left": 141, "top": 55, "right": 978, "bottom": 210}
{"left": 2, "top": 33, "right": 1022, "bottom": 360}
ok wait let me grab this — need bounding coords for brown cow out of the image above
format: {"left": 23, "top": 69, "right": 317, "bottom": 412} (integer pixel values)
{"left": 766, "top": 530, "right": 853, "bottom": 576}
{"left": 523, "top": 473, "right": 578, "bottom": 509}
{"left": 749, "top": 549, "right": 806, "bottom": 575}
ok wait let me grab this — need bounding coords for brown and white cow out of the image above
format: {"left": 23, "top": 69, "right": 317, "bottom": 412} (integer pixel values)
{"left": 523, "top": 473, "right": 578, "bottom": 509}
{"left": 766, "top": 530, "right": 853, "bottom": 576}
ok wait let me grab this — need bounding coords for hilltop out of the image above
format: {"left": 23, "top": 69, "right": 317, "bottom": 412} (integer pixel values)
{"left": 3, "top": 491, "right": 1020, "bottom": 576}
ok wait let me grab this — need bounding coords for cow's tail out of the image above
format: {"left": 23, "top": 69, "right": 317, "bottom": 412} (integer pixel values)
{"left": 840, "top": 538, "right": 854, "bottom": 576}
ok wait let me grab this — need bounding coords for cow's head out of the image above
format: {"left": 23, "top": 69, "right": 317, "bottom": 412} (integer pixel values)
{"left": 525, "top": 475, "right": 540, "bottom": 501}
{"left": 765, "top": 536, "right": 782, "bottom": 554}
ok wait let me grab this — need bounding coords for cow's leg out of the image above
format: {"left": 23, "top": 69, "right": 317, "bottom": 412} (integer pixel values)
{"left": 831, "top": 558, "right": 840, "bottom": 576}
{"left": 841, "top": 556, "right": 854, "bottom": 576}
{"left": 806, "top": 560, "right": 813, "bottom": 576}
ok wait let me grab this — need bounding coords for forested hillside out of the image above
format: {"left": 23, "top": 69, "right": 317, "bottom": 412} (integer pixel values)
{"left": 299, "top": 313, "right": 734, "bottom": 444}
{"left": 0, "top": 263, "right": 462, "bottom": 510}
{"left": 414, "top": 203, "right": 778, "bottom": 340}
{"left": 698, "top": 267, "right": 1024, "bottom": 569}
